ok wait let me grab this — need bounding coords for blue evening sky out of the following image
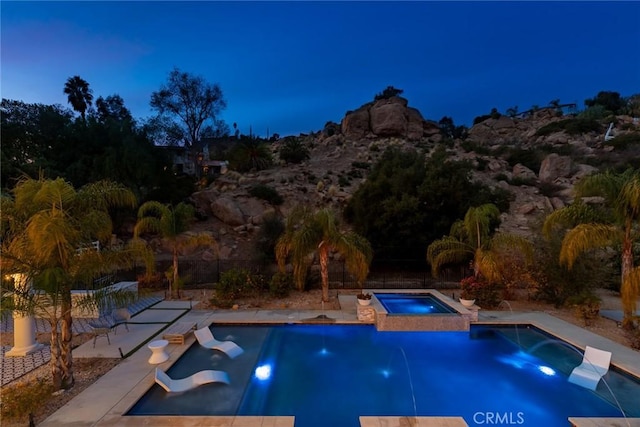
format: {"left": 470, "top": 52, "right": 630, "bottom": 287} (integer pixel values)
{"left": 2, "top": 1, "right": 639, "bottom": 137}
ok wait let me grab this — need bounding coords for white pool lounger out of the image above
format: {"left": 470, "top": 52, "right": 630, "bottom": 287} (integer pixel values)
{"left": 154, "top": 368, "right": 229, "bottom": 393}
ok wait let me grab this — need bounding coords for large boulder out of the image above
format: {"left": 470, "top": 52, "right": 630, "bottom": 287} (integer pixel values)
{"left": 341, "top": 96, "right": 433, "bottom": 140}
{"left": 341, "top": 107, "right": 371, "bottom": 140}
{"left": 370, "top": 98, "right": 409, "bottom": 137}
{"left": 539, "top": 154, "right": 572, "bottom": 182}
{"left": 512, "top": 164, "right": 537, "bottom": 181}
{"left": 211, "top": 197, "right": 245, "bottom": 226}
{"left": 406, "top": 107, "right": 426, "bottom": 140}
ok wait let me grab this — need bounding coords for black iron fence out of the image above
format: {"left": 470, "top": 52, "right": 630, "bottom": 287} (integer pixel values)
{"left": 114, "top": 258, "right": 470, "bottom": 290}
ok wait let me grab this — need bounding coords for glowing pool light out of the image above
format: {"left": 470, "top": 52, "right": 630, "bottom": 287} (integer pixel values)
{"left": 255, "top": 364, "right": 272, "bottom": 380}
{"left": 539, "top": 366, "right": 556, "bottom": 376}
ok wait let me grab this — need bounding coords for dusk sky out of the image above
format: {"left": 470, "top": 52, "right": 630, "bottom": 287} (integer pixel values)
{"left": 2, "top": 1, "right": 639, "bottom": 138}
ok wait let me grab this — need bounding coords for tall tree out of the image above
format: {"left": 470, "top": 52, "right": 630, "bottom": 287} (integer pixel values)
{"left": 150, "top": 68, "right": 226, "bottom": 148}
{"left": 95, "top": 94, "right": 133, "bottom": 126}
{"left": 427, "top": 204, "right": 533, "bottom": 282}
{"left": 543, "top": 169, "right": 640, "bottom": 329}
{"left": 63, "top": 76, "right": 93, "bottom": 121}
{"left": 1, "top": 177, "right": 138, "bottom": 390}
{"left": 134, "top": 201, "right": 216, "bottom": 298}
{"left": 276, "top": 206, "right": 372, "bottom": 302}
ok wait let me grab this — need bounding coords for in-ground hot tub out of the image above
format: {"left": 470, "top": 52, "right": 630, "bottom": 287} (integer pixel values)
{"left": 371, "top": 290, "right": 473, "bottom": 331}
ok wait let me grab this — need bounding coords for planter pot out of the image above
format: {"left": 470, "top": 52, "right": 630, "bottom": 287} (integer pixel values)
{"left": 357, "top": 298, "right": 372, "bottom": 306}
{"left": 459, "top": 298, "right": 476, "bottom": 307}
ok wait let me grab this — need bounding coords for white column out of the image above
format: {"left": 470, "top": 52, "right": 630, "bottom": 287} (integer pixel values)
{"left": 6, "top": 273, "right": 44, "bottom": 357}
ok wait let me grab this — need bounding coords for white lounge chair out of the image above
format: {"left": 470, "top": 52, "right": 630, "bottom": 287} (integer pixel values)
{"left": 568, "top": 346, "right": 612, "bottom": 390}
{"left": 154, "top": 368, "right": 229, "bottom": 393}
{"left": 194, "top": 326, "right": 244, "bottom": 359}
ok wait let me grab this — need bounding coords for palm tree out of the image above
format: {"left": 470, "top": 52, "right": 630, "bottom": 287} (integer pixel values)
{"left": 427, "top": 203, "right": 533, "bottom": 283}
{"left": 275, "top": 206, "right": 372, "bottom": 302}
{"left": 543, "top": 169, "right": 640, "bottom": 329}
{"left": 134, "top": 201, "right": 216, "bottom": 299}
{"left": 63, "top": 75, "right": 93, "bottom": 121}
{"left": 0, "top": 177, "right": 138, "bottom": 390}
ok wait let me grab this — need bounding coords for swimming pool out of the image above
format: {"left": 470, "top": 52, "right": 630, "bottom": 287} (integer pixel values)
{"left": 128, "top": 324, "right": 639, "bottom": 426}
{"left": 375, "top": 292, "right": 457, "bottom": 314}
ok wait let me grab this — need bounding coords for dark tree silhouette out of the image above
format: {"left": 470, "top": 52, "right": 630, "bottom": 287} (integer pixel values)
{"left": 150, "top": 68, "right": 227, "bottom": 148}
{"left": 63, "top": 76, "right": 93, "bottom": 121}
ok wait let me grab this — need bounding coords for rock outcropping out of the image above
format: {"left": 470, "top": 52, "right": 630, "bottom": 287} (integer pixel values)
{"left": 341, "top": 96, "right": 440, "bottom": 141}
{"left": 170, "top": 98, "right": 639, "bottom": 260}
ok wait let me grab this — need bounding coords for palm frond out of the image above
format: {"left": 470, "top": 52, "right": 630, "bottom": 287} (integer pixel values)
{"left": 621, "top": 266, "right": 640, "bottom": 327}
{"left": 620, "top": 172, "right": 640, "bottom": 220}
{"left": 559, "top": 223, "right": 621, "bottom": 269}
{"left": 542, "top": 202, "right": 602, "bottom": 238}
{"left": 490, "top": 233, "right": 534, "bottom": 263}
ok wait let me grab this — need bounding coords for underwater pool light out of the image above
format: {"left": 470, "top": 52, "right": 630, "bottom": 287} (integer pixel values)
{"left": 255, "top": 364, "right": 272, "bottom": 380}
{"left": 539, "top": 366, "right": 556, "bottom": 376}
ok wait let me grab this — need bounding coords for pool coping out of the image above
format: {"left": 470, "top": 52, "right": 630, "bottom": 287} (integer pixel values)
{"left": 39, "top": 292, "right": 640, "bottom": 427}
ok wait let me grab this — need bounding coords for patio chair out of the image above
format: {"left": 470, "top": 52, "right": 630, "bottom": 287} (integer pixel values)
{"left": 194, "top": 326, "right": 244, "bottom": 359}
{"left": 87, "top": 308, "right": 131, "bottom": 347}
{"left": 154, "top": 368, "right": 229, "bottom": 393}
{"left": 568, "top": 345, "right": 612, "bottom": 390}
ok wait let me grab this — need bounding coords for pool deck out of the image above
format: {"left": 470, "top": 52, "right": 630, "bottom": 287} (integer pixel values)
{"left": 38, "top": 291, "right": 640, "bottom": 427}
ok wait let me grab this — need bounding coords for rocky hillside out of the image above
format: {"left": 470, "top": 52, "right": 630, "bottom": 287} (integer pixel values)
{"left": 163, "top": 96, "right": 640, "bottom": 260}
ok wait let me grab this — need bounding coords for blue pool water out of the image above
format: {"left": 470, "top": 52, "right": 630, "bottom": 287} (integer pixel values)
{"left": 375, "top": 293, "right": 456, "bottom": 314}
{"left": 128, "top": 325, "right": 639, "bottom": 426}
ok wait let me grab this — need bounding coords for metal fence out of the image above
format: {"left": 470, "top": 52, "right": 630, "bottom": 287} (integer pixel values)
{"left": 114, "top": 258, "right": 470, "bottom": 290}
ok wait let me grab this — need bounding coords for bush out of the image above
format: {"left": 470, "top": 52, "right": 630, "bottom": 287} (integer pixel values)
{"left": 605, "top": 132, "right": 640, "bottom": 150}
{"left": 269, "top": 271, "right": 293, "bottom": 297}
{"left": 214, "top": 268, "right": 264, "bottom": 305}
{"left": 537, "top": 181, "right": 565, "bottom": 197}
{"left": 279, "top": 137, "right": 310, "bottom": 164}
{"left": 228, "top": 139, "right": 273, "bottom": 172}
{"left": 503, "top": 147, "right": 542, "bottom": 172}
{"left": 535, "top": 118, "right": 601, "bottom": 136}
{"left": 254, "top": 213, "right": 284, "bottom": 262}
{"left": 351, "top": 161, "right": 371, "bottom": 169}
{"left": 509, "top": 176, "right": 537, "bottom": 187}
{"left": 460, "top": 140, "right": 492, "bottom": 155}
{"left": 567, "top": 293, "right": 601, "bottom": 326}
{"left": 249, "top": 184, "right": 284, "bottom": 205}
{"left": 374, "top": 86, "right": 403, "bottom": 101}
{"left": 1, "top": 377, "right": 54, "bottom": 423}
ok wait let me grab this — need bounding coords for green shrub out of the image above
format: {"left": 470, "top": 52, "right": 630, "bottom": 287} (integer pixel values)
{"left": 536, "top": 118, "right": 601, "bottom": 136}
{"left": 228, "top": 139, "right": 273, "bottom": 172}
{"left": 254, "top": 213, "right": 284, "bottom": 262}
{"left": 494, "top": 173, "right": 509, "bottom": 182}
{"left": 351, "top": 161, "right": 371, "bottom": 169}
{"left": 567, "top": 293, "right": 601, "bottom": 326}
{"left": 537, "top": 181, "right": 564, "bottom": 197}
{"left": 279, "top": 137, "right": 310, "bottom": 164}
{"left": 460, "top": 140, "right": 491, "bottom": 155}
{"left": 475, "top": 157, "right": 489, "bottom": 171}
{"left": 508, "top": 176, "right": 537, "bottom": 187}
{"left": 338, "top": 175, "right": 350, "bottom": 187}
{"left": 269, "top": 271, "right": 293, "bottom": 297}
{"left": 374, "top": 85, "right": 403, "bottom": 101}
{"left": 503, "top": 147, "right": 542, "bottom": 172}
{"left": 347, "top": 169, "right": 363, "bottom": 179}
{"left": 249, "top": 184, "right": 284, "bottom": 205}
{"left": 605, "top": 132, "right": 640, "bottom": 150}
{"left": 0, "top": 377, "right": 54, "bottom": 423}
{"left": 215, "top": 268, "right": 263, "bottom": 304}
